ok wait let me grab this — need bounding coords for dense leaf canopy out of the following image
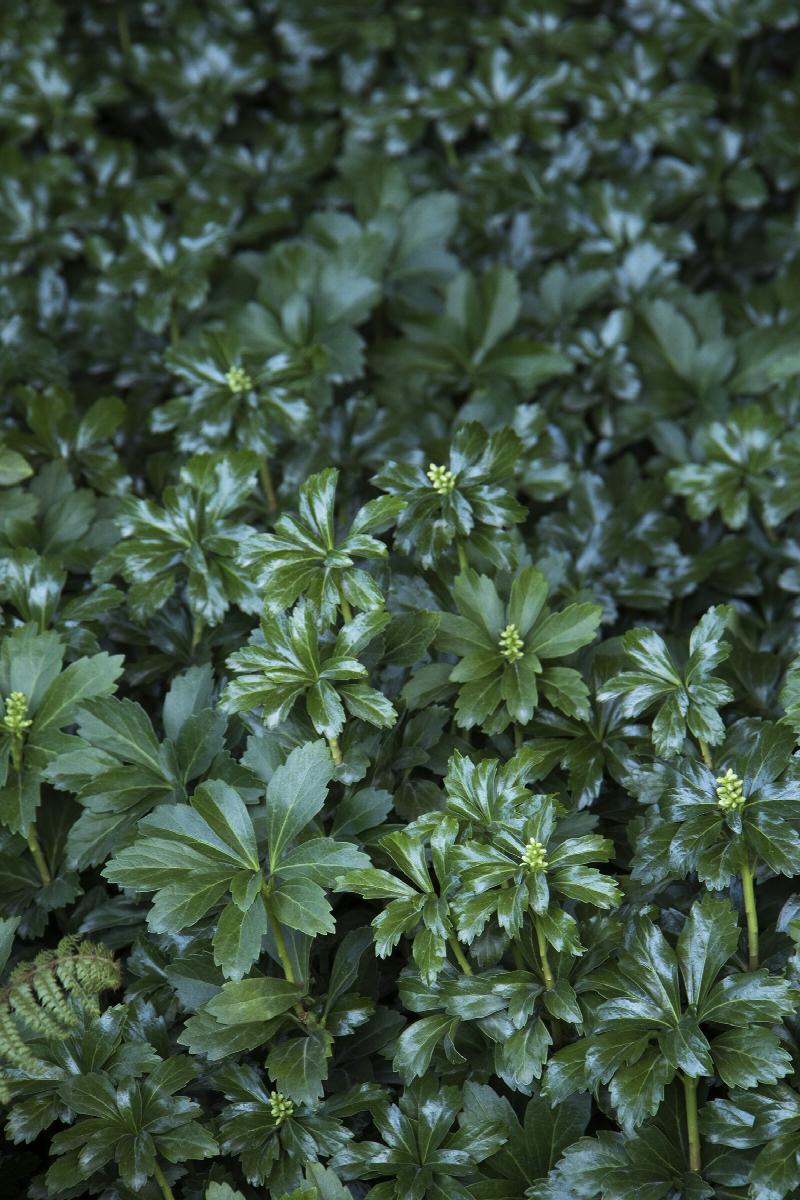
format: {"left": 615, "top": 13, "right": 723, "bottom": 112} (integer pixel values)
{"left": 3, "top": 3, "right": 800, "bottom": 1200}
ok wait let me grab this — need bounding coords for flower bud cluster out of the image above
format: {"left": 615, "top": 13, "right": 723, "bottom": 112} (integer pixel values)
{"left": 269, "top": 1091, "right": 294, "bottom": 1124}
{"left": 521, "top": 837, "right": 548, "bottom": 872}
{"left": 499, "top": 623, "right": 524, "bottom": 663}
{"left": 716, "top": 768, "right": 745, "bottom": 812}
{"left": 224, "top": 365, "right": 252, "bottom": 394}
{"left": 3, "top": 691, "right": 31, "bottom": 738}
{"left": 427, "top": 463, "right": 456, "bottom": 494}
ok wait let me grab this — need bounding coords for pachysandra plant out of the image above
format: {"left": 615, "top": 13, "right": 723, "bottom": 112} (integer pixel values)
{"left": 237, "top": 467, "right": 405, "bottom": 619}
{"left": 48, "top": 664, "right": 229, "bottom": 870}
{"left": 450, "top": 792, "right": 620, "bottom": 987}
{"left": 222, "top": 604, "right": 396, "bottom": 764}
{"left": 519, "top": 654, "right": 648, "bottom": 807}
{"left": 548, "top": 896, "right": 793, "bottom": 1170}
{"left": 331, "top": 1077, "right": 507, "bottom": 1200}
{"left": 212, "top": 1061, "right": 377, "bottom": 1192}
{"left": 0, "top": 626, "right": 123, "bottom": 885}
{"left": 104, "top": 740, "right": 367, "bottom": 980}
{"left": 436, "top": 566, "right": 603, "bottom": 734}
{"left": 700, "top": 1083, "right": 800, "bottom": 1200}
{"left": 633, "top": 717, "right": 800, "bottom": 969}
{"left": 5, "top": 5, "right": 800, "bottom": 1200}
{"left": 666, "top": 404, "right": 800, "bottom": 533}
{"left": 158, "top": 328, "right": 311, "bottom": 479}
{"left": 95, "top": 450, "right": 262, "bottom": 643}
{"left": 372, "top": 422, "right": 525, "bottom": 570}
{"left": 337, "top": 821, "right": 469, "bottom": 984}
{"left": 597, "top": 606, "right": 734, "bottom": 760}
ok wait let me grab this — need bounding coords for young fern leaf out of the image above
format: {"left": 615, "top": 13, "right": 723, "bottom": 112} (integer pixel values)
{"left": 0, "top": 936, "right": 120, "bottom": 1094}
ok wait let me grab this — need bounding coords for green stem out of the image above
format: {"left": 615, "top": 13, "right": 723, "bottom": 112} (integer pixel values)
{"left": 513, "top": 723, "right": 523, "bottom": 749}
{"left": 535, "top": 920, "right": 554, "bottom": 990}
{"left": 327, "top": 734, "right": 342, "bottom": 766}
{"left": 698, "top": 739, "right": 712, "bottom": 768}
{"left": 682, "top": 1073, "right": 701, "bottom": 1173}
{"left": 169, "top": 309, "right": 179, "bottom": 346}
{"left": 442, "top": 137, "right": 460, "bottom": 168}
{"left": 740, "top": 856, "right": 759, "bottom": 971}
{"left": 152, "top": 1162, "right": 175, "bottom": 1200}
{"left": 448, "top": 932, "right": 473, "bottom": 975}
{"left": 263, "top": 891, "right": 296, "bottom": 985}
{"left": 259, "top": 461, "right": 277, "bottom": 516}
{"left": 10, "top": 737, "right": 23, "bottom": 774}
{"left": 191, "top": 613, "right": 204, "bottom": 651}
{"left": 117, "top": 7, "right": 131, "bottom": 56}
{"left": 337, "top": 576, "right": 353, "bottom": 624}
{"left": 456, "top": 541, "right": 469, "bottom": 573}
{"left": 262, "top": 886, "right": 309, "bottom": 1022}
{"left": 27, "top": 824, "right": 52, "bottom": 887}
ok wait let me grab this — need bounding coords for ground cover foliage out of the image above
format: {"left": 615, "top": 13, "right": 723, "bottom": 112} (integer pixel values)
{"left": 4, "top": 1, "right": 800, "bottom": 1198}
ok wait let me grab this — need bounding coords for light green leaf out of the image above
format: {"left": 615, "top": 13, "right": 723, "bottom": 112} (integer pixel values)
{"left": 266, "top": 739, "right": 333, "bottom": 868}
{"left": 272, "top": 878, "right": 335, "bottom": 936}
{"left": 205, "top": 977, "right": 302, "bottom": 1024}
{"left": 267, "top": 1030, "right": 330, "bottom": 1105}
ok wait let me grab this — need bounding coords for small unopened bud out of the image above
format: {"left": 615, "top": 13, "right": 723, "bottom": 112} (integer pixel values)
{"left": 3, "top": 692, "right": 31, "bottom": 772}
{"left": 521, "top": 837, "right": 548, "bottom": 872}
{"left": 427, "top": 463, "right": 456, "bottom": 495}
{"left": 224, "top": 365, "right": 252, "bottom": 394}
{"left": 269, "top": 1091, "right": 294, "bottom": 1124}
{"left": 3, "top": 692, "right": 31, "bottom": 737}
{"left": 716, "top": 768, "right": 745, "bottom": 812}
{"left": 499, "top": 623, "right": 524, "bottom": 663}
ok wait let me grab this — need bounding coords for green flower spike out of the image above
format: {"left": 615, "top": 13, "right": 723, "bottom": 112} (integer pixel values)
{"left": 498, "top": 622, "right": 524, "bottom": 663}
{"left": 3, "top": 691, "right": 32, "bottom": 771}
{"left": 521, "top": 837, "right": 548, "bottom": 872}
{"left": 716, "top": 768, "right": 745, "bottom": 812}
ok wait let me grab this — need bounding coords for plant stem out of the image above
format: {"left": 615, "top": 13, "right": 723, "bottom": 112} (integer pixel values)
{"left": 259, "top": 461, "right": 277, "bottom": 516}
{"left": 263, "top": 894, "right": 296, "bottom": 985}
{"left": 442, "top": 137, "right": 460, "bottom": 168}
{"left": 191, "top": 613, "right": 204, "bottom": 651}
{"left": 152, "top": 1162, "right": 175, "bottom": 1200}
{"left": 682, "top": 1073, "right": 701, "bottom": 1173}
{"left": 262, "top": 886, "right": 308, "bottom": 1020}
{"left": 448, "top": 932, "right": 472, "bottom": 975}
{"left": 169, "top": 309, "right": 179, "bottom": 346}
{"left": 10, "top": 738, "right": 23, "bottom": 773}
{"left": 740, "top": 856, "right": 759, "bottom": 970}
{"left": 327, "top": 734, "right": 342, "bottom": 766}
{"left": 513, "top": 723, "right": 523, "bottom": 749}
{"left": 456, "top": 541, "right": 468, "bottom": 573}
{"left": 337, "top": 576, "right": 352, "bottom": 624}
{"left": 27, "top": 824, "right": 52, "bottom": 887}
{"left": 535, "top": 920, "right": 554, "bottom": 990}
{"left": 117, "top": 7, "right": 131, "bottom": 56}
{"left": 698, "top": 739, "right": 712, "bottom": 768}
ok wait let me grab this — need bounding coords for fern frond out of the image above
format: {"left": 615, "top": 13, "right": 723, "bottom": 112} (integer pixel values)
{"left": 0, "top": 937, "right": 120, "bottom": 1087}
